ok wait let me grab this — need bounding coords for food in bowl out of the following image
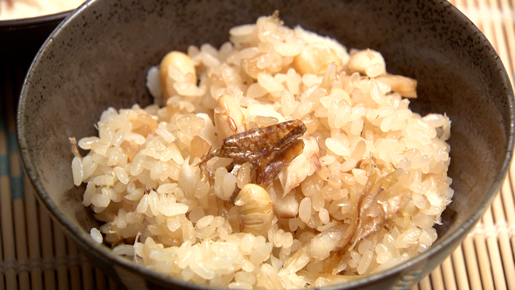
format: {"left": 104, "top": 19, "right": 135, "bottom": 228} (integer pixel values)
{"left": 71, "top": 13, "right": 453, "bottom": 288}
{"left": 0, "top": 0, "right": 84, "bottom": 20}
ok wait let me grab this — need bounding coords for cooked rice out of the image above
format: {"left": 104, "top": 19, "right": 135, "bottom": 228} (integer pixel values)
{"left": 72, "top": 14, "right": 452, "bottom": 289}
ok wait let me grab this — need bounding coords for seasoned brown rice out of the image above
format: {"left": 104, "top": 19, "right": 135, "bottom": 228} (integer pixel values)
{"left": 72, "top": 13, "right": 452, "bottom": 289}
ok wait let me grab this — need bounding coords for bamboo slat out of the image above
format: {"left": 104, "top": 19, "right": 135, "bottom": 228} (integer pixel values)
{"left": 24, "top": 176, "right": 43, "bottom": 290}
{"left": 1, "top": 67, "right": 18, "bottom": 290}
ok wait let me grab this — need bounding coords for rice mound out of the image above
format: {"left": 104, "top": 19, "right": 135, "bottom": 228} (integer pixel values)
{"left": 72, "top": 14, "right": 453, "bottom": 289}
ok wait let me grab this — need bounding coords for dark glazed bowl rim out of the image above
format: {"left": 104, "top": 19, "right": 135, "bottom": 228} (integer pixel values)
{"left": 17, "top": 0, "right": 515, "bottom": 289}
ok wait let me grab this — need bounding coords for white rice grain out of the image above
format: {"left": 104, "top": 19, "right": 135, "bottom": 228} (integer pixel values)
{"left": 71, "top": 156, "right": 83, "bottom": 186}
{"left": 298, "top": 197, "right": 312, "bottom": 224}
{"left": 90, "top": 228, "right": 103, "bottom": 244}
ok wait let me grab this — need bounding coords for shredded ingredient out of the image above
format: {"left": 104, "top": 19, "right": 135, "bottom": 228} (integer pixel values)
{"left": 202, "top": 119, "right": 307, "bottom": 187}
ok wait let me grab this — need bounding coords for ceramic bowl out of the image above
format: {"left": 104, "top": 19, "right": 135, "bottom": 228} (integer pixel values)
{"left": 17, "top": 0, "right": 514, "bottom": 289}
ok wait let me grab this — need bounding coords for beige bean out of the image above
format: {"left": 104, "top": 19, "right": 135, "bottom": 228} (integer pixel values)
{"left": 347, "top": 49, "right": 386, "bottom": 77}
{"left": 375, "top": 74, "right": 418, "bottom": 98}
{"left": 234, "top": 184, "right": 274, "bottom": 236}
{"left": 159, "top": 51, "right": 197, "bottom": 100}
{"left": 214, "top": 95, "right": 245, "bottom": 139}
{"left": 292, "top": 44, "right": 343, "bottom": 75}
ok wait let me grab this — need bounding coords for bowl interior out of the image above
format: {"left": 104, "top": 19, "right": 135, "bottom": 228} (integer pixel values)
{"left": 18, "top": 0, "right": 514, "bottom": 288}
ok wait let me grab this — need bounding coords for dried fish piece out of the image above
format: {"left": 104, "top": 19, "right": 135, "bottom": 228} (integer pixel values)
{"left": 202, "top": 119, "right": 307, "bottom": 187}
{"left": 256, "top": 138, "right": 304, "bottom": 186}
{"left": 332, "top": 168, "right": 408, "bottom": 274}
{"left": 349, "top": 168, "right": 407, "bottom": 248}
{"left": 278, "top": 136, "right": 321, "bottom": 195}
{"left": 69, "top": 137, "right": 81, "bottom": 158}
{"left": 213, "top": 119, "right": 306, "bottom": 163}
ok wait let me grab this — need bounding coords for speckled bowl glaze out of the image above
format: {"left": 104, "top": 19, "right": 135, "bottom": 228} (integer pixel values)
{"left": 17, "top": 0, "right": 514, "bottom": 289}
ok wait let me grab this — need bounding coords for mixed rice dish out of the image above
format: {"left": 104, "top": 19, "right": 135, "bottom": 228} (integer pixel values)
{"left": 71, "top": 13, "right": 453, "bottom": 289}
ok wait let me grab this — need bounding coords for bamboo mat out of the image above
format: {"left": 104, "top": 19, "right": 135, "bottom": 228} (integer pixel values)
{"left": 0, "top": 1, "right": 514, "bottom": 289}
